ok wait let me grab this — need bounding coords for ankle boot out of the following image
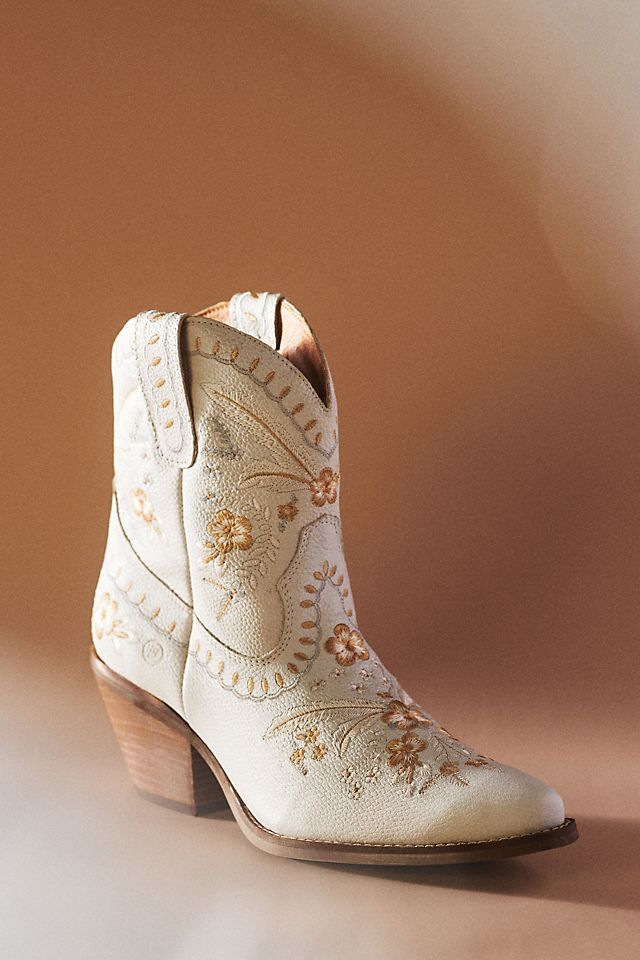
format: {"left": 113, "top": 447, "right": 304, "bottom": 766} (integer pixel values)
{"left": 91, "top": 292, "right": 577, "bottom": 864}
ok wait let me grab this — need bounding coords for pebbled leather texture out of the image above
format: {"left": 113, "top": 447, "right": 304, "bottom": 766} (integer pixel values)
{"left": 93, "top": 294, "right": 566, "bottom": 845}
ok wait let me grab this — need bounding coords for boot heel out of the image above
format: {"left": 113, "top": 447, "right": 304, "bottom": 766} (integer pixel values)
{"left": 95, "top": 673, "right": 228, "bottom": 816}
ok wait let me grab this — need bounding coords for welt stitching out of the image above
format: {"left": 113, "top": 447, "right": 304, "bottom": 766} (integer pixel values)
{"left": 241, "top": 809, "right": 572, "bottom": 848}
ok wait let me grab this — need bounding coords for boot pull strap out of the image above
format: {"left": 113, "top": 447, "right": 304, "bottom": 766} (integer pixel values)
{"left": 228, "top": 291, "right": 283, "bottom": 349}
{"left": 134, "top": 310, "right": 196, "bottom": 469}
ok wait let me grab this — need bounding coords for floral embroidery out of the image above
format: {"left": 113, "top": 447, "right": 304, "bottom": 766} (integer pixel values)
{"left": 298, "top": 725, "right": 321, "bottom": 743}
{"left": 325, "top": 623, "right": 369, "bottom": 666}
{"left": 93, "top": 593, "right": 129, "bottom": 648}
{"left": 277, "top": 497, "right": 299, "bottom": 531}
{"left": 309, "top": 468, "right": 339, "bottom": 507}
{"left": 265, "top": 693, "right": 492, "bottom": 797}
{"left": 202, "top": 387, "right": 339, "bottom": 507}
{"left": 380, "top": 699, "right": 432, "bottom": 730}
{"left": 288, "top": 725, "right": 328, "bottom": 775}
{"left": 386, "top": 731, "right": 428, "bottom": 784}
{"left": 202, "top": 498, "right": 278, "bottom": 616}
{"left": 131, "top": 487, "right": 160, "bottom": 534}
{"left": 202, "top": 509, "right": 254, "bottom": 565}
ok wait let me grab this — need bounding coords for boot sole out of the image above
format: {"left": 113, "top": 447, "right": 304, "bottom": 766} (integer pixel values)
{"left": 91, "top": 649, "right": 578, "bottom": 865}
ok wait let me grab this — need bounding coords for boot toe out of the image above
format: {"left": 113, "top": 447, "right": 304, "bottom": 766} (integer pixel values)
{"left": 421, "top": 763, "right": 566, "bottom": 845}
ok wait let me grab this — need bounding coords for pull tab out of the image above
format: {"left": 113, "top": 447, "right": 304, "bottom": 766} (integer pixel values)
{"left": 134, "top": 310, "right": 196, "bottom": 469}
{"left": 228, "top": 291, "right": 283, "bottom": 349}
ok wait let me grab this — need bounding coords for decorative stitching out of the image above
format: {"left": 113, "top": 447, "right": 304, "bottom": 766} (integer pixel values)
{"left": 134, "top": 311, "right": 195, "bottom": 468}
{"left": 106, "top": 561, "right": 187, "bottom": 648}
{"left": 201, "top": 387, "right": 339, "bottom": 507}
{"left": 191, "top": 515, "right": 351, "bottom": 700}
{"left": 240, "top": 809, "right": 573, "bottom": 848}
{"left": 187, "top": 319, "right": 337, "bottom": 457}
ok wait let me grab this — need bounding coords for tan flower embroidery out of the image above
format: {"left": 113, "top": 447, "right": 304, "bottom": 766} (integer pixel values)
{"left": 310, "top": 468, "right": 339, "bottom": 507}
{"left": 93, "top": 593, "right": 129, "bottom": 643}
{"left": 296, "top": 725, "right": 320, "bottom": 744}
{"left": 386, "top": 731, "right": 428, "bottom": 784}
{"left": 438, "top": 760, "right": 460, "bottom": 777}
{"left": 131, "top": 487, "right": 160, "bottom": 532}
{"left": 289, "top": 726, "right": 328, "bottom": 773}
{"left": 325, "top": 623, "right": 369, "bottom": 666}
{"left": 277, "top": 501, "right": 299, "bottom": 522}
{"left": 203, "top": 509, "right": 254, "bottom": 565}
{"left": 380, "top": 699, "right": 432, "bottom": 730}
{"left": 465, "top": 756, "right": 490, "bottom": 767}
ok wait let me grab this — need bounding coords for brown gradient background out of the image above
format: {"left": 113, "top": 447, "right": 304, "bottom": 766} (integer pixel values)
{"left": 2, "top": 2, "right": 639, "bottom": 957}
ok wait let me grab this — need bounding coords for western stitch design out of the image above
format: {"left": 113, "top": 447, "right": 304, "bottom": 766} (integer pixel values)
{"left": 188, "top": 327, "right": 338, "bottom": 458}
{"left": 190, "top": 516, "right": 352, "bottom": 700}
{"left": 201, "top": 385, "right": 340, "bottom": 507}
{"left": 135, "top": 311, "right": 194, "bottom": 467}
{"left": 94, "top": 551, "right": 191, "bottom": 663}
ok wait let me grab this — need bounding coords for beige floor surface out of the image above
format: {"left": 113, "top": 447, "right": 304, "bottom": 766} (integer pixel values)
{"left": 4, "top": 649, "right": 638, "bottom": 960}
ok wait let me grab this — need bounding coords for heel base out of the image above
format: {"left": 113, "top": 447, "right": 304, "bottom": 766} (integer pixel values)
{"left": 94, "top": 659, "right": 228, "bottom": 816}
{"left": 135, "top": 787, "right": 229, "bottom": 817}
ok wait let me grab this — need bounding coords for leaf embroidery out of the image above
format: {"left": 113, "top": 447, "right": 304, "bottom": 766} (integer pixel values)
{"left": 263, "top": 700, "right": 384, "bottom": 740}
{"left": 201, "top": 386, "right": 339, "bottom": 506}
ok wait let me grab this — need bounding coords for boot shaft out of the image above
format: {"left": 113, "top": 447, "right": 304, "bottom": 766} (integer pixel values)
{"left": 94, "top": 293, "right": 350, "bottom": 706}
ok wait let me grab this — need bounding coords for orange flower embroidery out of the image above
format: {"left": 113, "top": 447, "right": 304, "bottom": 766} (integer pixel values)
{"left": 465, "top": 756, "right": 490, "bottom": 768}
{"left": 203, "top": 509, "right": 254, "bottom": 565}
{"left": 325, "top": 623, "right": 369, "bottom": 666}
{"left": 277, "top": 501, "right": 299, "bottom": 522}
{"left": 380, "top": 699, "right": 432, "bottom": 730}
{"left": 309, "top": 468, "right": 339, "bottom": 507}
{"left": 386, "top": 732, "right": 428, "bottom": 784}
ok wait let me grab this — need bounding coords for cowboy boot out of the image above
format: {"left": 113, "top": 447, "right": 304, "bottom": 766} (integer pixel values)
{"left": 91, "top": 291, "right": 577, "bottom": 864}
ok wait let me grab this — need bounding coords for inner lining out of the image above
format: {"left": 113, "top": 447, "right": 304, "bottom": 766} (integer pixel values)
{"left": 195, "top": 299, "right": 329, "bottom": 405}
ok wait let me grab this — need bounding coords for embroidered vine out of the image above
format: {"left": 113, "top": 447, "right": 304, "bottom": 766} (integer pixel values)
{"left": 264, "top": 692, "right": 493, "bottom": 798}
{"left": 190, "top": 334, "right": 338, "bottom": 458}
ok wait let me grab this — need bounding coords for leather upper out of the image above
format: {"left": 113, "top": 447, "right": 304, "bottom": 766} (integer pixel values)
{"left": 92, "top": 293, "right": 565, "bottom": 844}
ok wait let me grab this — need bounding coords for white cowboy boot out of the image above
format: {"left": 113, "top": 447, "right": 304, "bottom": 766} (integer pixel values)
{"left": 91, "top": 292, "right": 577, "bottom": 864}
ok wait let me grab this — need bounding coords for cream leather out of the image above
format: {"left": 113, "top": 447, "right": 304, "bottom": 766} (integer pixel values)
{"left": 93, "top": 294, "right": 565, "bottom": 845}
